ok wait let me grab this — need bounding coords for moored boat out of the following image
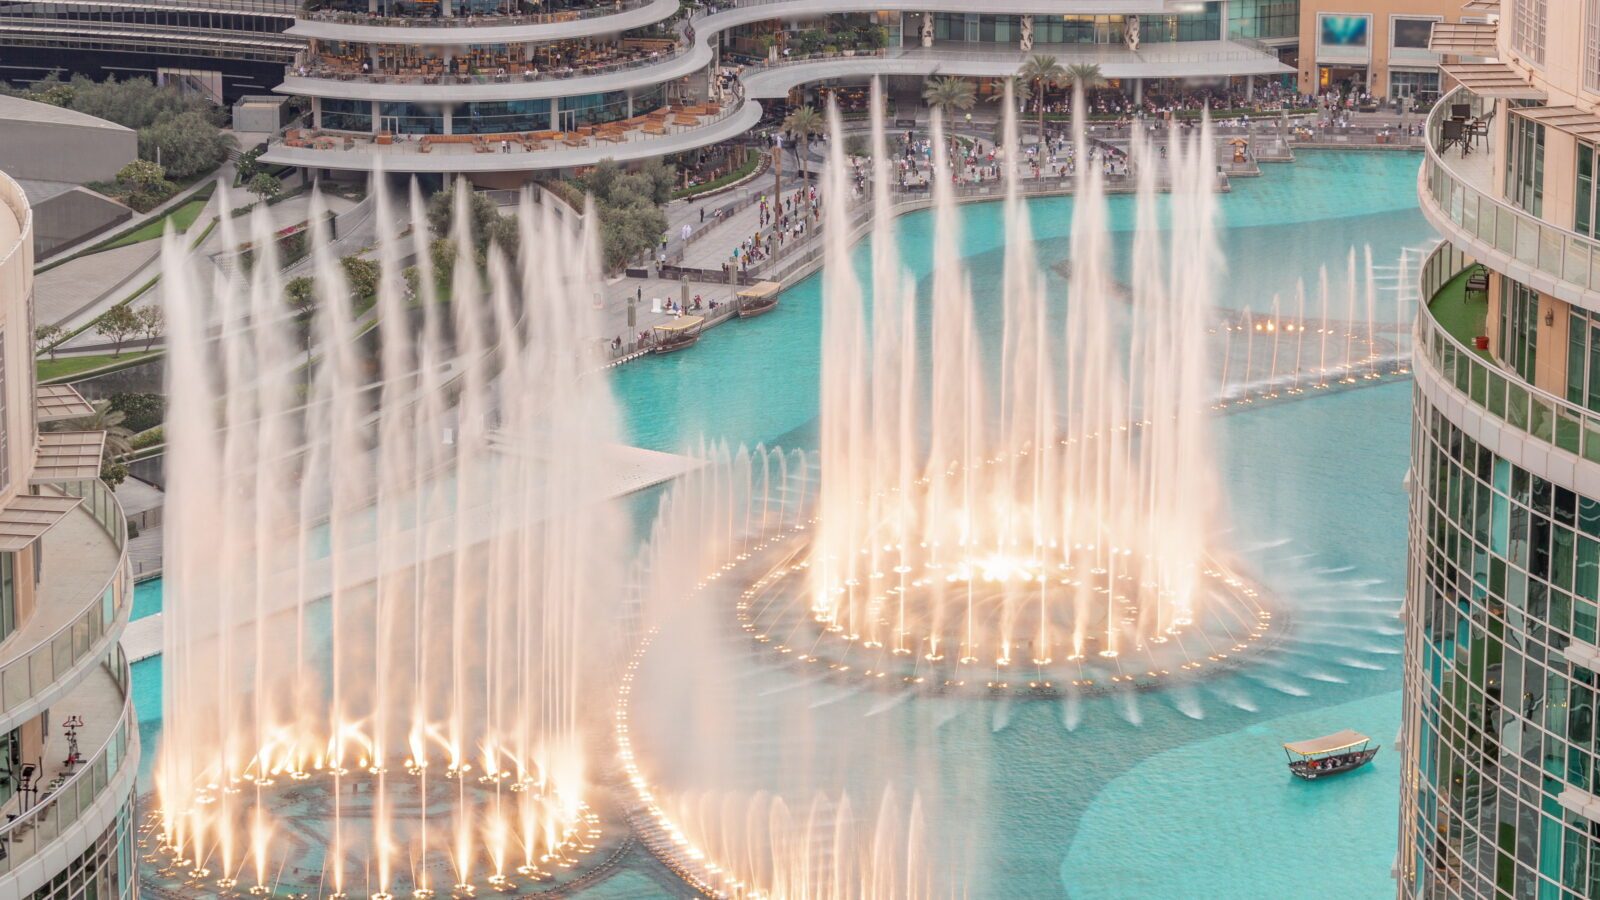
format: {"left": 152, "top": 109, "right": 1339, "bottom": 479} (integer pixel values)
{"left": 737, "top": 280, "right": 781, "bottom": 318}
{"left": 650, "top": 315, "right": 705, "bottom": 353}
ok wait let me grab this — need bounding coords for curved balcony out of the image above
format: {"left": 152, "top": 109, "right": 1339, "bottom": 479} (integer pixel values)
{"left": 1414, "top": 242, "right": 1600, "bottom": 487}
{"left": 0, "top": 478, "right": 129, "bottom": 736}
{"left": 292, "top": 0, "right": 678, "bottom": 44}
{"left": 0, "top": 648, "right": 137, "bottom": 894}
{"left": 1422, "top": 87, "right": 1600, "bottom": 313}
{"left": 262, "top": 92, "right": 760, "bottom": 172}
{"left": 281, "top": 40, "right": 704, "bottom": 102}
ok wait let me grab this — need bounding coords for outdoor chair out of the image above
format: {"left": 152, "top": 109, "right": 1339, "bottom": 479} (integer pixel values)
{"left": 1466, "top": 265, "right": 1490, "bottom": 300}
{"left": 1439, "top": 119, "right": 1466, "bottom": 158}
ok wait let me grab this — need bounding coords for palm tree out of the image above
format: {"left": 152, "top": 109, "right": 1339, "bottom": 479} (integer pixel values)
{"left": 922, "top": 76, "right": 976, "bottom": 115}
{"left": 1016, "top": 54, "right": 1065, "bottom": 141}
{"left": 783, "top": 105, "right": 824, "bottom": 181}
{"left": 46, "top": 400, "right": 133, "bottom": 463}
{"left": 988, "top": 77, "right": 1029, "bottom": 147}
{"left": 1064, "top": 63, "right": 1106, "bottom": 93}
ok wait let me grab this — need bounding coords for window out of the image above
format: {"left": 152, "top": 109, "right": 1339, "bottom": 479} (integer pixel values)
{"left": 1227, "top": 0, "right": 1296, "bottom": 41}
{"left": 320, "top": 98, "right": 371, "bottom": 132}
{"left": 1579, "top": 143, "right": 1596, "bottom": 237}
{"left": 1506, "top": 110, "right": 1545, "bottom": 216}
{"left": 1513, "top": 0, "right": 1546, "bottom": 66}
{"left": 1501, "top": 279, "right": 1540, "bottom": 383}
{"left": 1392, "top": 18, "right": 1436, "bottom": 50}
{"left": 1589, "top": 0, "right": 1600, "bottom": 91}
{"left": 1567, "top": 307, "right": 1600, "bottom": 411}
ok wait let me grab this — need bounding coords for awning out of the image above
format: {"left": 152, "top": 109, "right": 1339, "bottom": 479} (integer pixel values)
{"left": 1510, "top": 105, "right": 1600, "bottom": 141}
{"left": 32, "top": 432, "right": 106, "bottom": 484}
{"left": 653, "top": 315, "right": 704, "bottom": 332}
{"left": 0, "top": 493, "right": 82, "bottom": 552}
{"left": 34, "top": 385, "right": 95, "bottom": 424}
{"left": 1430, "top": 22, "right": 1497, "bottom": 56}
{"left": 1461, "top": 0, "right": 1499, "bottom": 12}
{"left": 737, "top": 281, "right": 781, "bottom": 301}
{"left": 1441, "top": 62, "right": 1546, "bottom": 99}
{"left": 1284, "top": 730, "right": 1371, "bottom": 756}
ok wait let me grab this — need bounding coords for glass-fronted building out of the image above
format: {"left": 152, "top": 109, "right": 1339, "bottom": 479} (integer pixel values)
{"left": 0, "top": 172, "right": 136, "bottom": 898}
{"left": 1406, "top": 2, "right": 1600, "bottom": 897}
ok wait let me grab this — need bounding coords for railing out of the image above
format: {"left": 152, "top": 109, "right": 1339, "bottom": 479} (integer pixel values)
{"left": 294, "top": 41, "right": 688, "bottom": 85}
{"left": 0, "top": 479, "right": 128, "bottom": 719}
{"left": 304, "top": 0, "right": 656, "bottom": 28}
{"left": 1415, "top": 241, "right": 1600, "bottom": 464}
{"left": 1425, "top": 87, "right": 1600, "bottom": 297}
{"left": 0, "top": 648, "right": 132, "bottom": 876}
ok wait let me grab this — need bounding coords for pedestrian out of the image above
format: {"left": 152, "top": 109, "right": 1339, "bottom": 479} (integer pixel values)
{"left": 700, "top": 206, "right": 706, "bottom": 224}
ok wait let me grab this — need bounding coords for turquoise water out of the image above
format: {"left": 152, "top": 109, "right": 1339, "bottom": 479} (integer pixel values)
{"left": 133, "top": 151, "right": 1432, "bottom": 897}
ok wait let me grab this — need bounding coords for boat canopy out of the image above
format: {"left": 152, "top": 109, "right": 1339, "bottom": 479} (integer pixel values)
{"left": 1284, "top": 730, "right": 1371, "bottom": 756}
{"left": 653, "top": 316, "right": 705, "bottom": 332}
{"left": 738, "top": 280, "right": 781, "bottom": 300}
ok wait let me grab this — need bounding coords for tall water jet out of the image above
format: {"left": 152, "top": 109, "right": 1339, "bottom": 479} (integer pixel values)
{"left": 150, "top": 179, "right": 628, "bottom": 897}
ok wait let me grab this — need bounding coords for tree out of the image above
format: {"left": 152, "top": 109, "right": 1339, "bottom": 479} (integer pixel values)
{"left": 340, "top": 255, "right": 380, "bottom": 303}
{"left": 115, "top": 160, "right": 175, "bottom": 212}
{"left": 138, "top": 110, "right": 236, "bottom": 180}
{"left": 135, "top": 305, "right": 164, "bottom": 350}
{"left": 248, "top": 172, "right": 283, "bottom": 200}
{"left": 426, "top": 186, "right": 503, "bottom": 247}
{"left": 285, "top": 276, "right": 317, "bottom": 319}
{"left": 922, "top": 77, "right": 976, "bottom": 114}
{"left": 95, "top": 304, "right": 140, "bottom": 356}
{"left": 107, "top": 392, "right": 165, "bottom": 433}
{"left": 34, "top": 323, "right": 64, "bottom": 360}
{"left": 236, "top": 145, "right": 267, "bottom": 182}
{"left": 782, "top": 106, "right": 824, "bottom": 181}
{"left": 1017, "top": 54, "right": 1066, "bottom": 141}
{"left": 1065, "top": 63, "right": 1106, "bottom": 93}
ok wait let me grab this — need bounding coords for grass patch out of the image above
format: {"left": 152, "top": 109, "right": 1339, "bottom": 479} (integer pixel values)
{"left": 1428, "top": 268, "right": 1491, "bottom": 359}
{"left": 37, "top": 351, "right": 156, "bottom": 382}
{"left": 100, "top": 198, "right": 209, "bottom": 249}
{"left": 673, "top": 154, "right": 762, "bottom": 200}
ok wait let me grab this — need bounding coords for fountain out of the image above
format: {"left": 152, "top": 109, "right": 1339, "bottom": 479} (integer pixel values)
{"left": 144, "top": 181, "right": 630, "bottom": 898}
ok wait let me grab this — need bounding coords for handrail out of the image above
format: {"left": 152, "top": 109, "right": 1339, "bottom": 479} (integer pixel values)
{"left": 0, "top": 648, "right": 133, "bottom": 875}
{"left": 304, "top": 0, "right": 653, "bottom": 28}
{"left": 294, "top": 40, "right": 688, "bottom": 85}
{"left": 0, "top": 478, "right": 129, "bottom": 722}
{"left": 1424, "top": 86, "right": 1600, "bottom": 298}
{"left": 1414, "top": 241, "right": 1600, "bottom": 464}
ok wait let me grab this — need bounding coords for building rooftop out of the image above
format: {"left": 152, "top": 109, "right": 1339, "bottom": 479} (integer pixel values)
{"left": 0, "top": 95, "right": 133, "bottom": 134}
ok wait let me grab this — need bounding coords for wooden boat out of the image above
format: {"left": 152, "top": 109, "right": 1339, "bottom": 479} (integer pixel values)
{"left": 650, "top": 315, "right": 704, "bottom": 354}
{"left": 736, "top": 280, "right": 781, "bottom": 318}
{"left": 1283, "top": 730, "right": 1379, "bottom": 780}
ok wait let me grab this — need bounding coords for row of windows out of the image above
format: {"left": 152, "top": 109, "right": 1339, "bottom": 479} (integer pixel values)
{"left": 26, "top": 802, "right": 134, "bottom": 900}
{"left": 1409, "top": 399, "right": 1600, "bottom": 899}
{"left": 0, "top": 2, "right": 291, "bottom": 32}
{"left": 322, "top": 85, "right": 665, "bottom": 133}
{"left": 1512, "top": 0, "right": 1547, "bottom": 66}
{"left": 1226, "top": 0, "right": 1296, "bottom": 42}
{"left": 922, "top": 8, "right": 1223, "bottom": 47}
{"left": 1507, "top": 107, "right": 1545, "bottom": 219}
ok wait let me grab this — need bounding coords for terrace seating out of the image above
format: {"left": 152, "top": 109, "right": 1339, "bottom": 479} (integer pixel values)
{"left": 1465, "top": 265, "right": 1490, "bottom": 300}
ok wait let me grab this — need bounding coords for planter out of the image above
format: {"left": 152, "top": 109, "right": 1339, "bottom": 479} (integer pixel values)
{"left": 1475, "top": 336, "right": 1490, "bottom": 350}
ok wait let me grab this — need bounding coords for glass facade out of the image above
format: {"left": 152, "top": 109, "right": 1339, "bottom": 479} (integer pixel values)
{"left": 321, "top": 97, "right": 372, "bottom": 132}
{"left": 1227, "top": 0, "right": 1296, "bottom": 41}
{"left": 379, "top": 100, "right": 448, "bottom": 134}
{"left": 1508, "top": 111, "right": 1546, "bottom": 218}
{"left": 926, "top": 7, "right": 1222, "bottom": 45}
{"left": 558, "top": 89, "right": 630, "bottom": 128}
{"left": 1500, "top": 279, "right": 1540, "bottom": 384}
{"left": 457, "top": 99, "right": 551, "bottom": 134}
{"left": 1406, "top": 398, "right": 1600, "bottom": 899}
{"left": 1568, "top": 307, "right": 1600, "bottom": 414}
{"left": 23, "top": 803, "right": 134, "bottom": 900}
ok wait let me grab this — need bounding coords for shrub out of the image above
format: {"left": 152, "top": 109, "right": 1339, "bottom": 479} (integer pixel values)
{"left": 340, "top": 255, "right": 380, "bottom": 301}
{"left": 107, "top": 392, "right": 165, "bottom": 433}
{"left": 248, "top": 172, "right": 283, "bottom": 199}
{"left": 138, "top": 110, "right": 236, "bottom": 180}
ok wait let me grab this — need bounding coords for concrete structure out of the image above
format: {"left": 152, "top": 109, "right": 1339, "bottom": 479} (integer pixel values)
{"left": 233, "top": 93, "right": 291, "bottom": 134}
{"left": 0, "top": 96, "right": 136, "bottom": 257}
{"left": 0, "top": 170, "right": 137, "bottom": 899}
{"left": 1296, "top": 0, "right": 1472, "bottom": 99}
{"left": 1403, "top": 2, "right": 1600, "bottom": 897}
{"left": 262, "top": 0, "right": 1295, "bottom": 178}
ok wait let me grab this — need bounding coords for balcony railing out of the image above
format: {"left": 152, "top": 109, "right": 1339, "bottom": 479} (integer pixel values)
{"left": 1415, "top": 242, "right": 1600, "bottom": 464}
{"left": 1424, "top": 87, "right": 1600, "bottom": 297}
{"left": 0, "top": 479, "right": 128, "bottom": 720}
{"left": 304, "top": 0, "right": 654, "bottom": 28}
{"left": 294, "top": 40, "right": 687, "bottom": 85}
{"left": 0, "top": 648, "right": 133, "bottom": 876}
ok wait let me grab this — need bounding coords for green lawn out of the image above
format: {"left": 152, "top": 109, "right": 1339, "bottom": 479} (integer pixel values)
{"left": 101, "top": 198, "right": 209, "bottom": 249}
{"left": 37, "top": 351, "right": 155, "bottom": 382}
{"left": 1428, "top": 268, "right": 1492, "bottom": 359}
